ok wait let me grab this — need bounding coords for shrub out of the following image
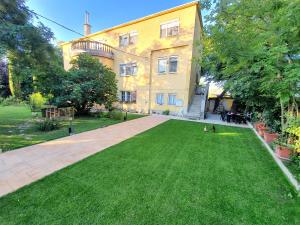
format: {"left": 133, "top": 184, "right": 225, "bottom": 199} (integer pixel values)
{"left": 162, "top": 109, "right": 170, "bottom": 115}
{"left": 262, "top": 109, "right": 281, "bottom": 132}
{"left": 29, "top": 92, "right": 46, "bottom": 112}
{"left": 98, "top": 111, "right": 109, "bottom": 118}
{"left": 35, "top": 118, "right": 61, "bottom": 131}
{"left": 0, "top": 96, "right": 22, "bottom": 106}
{"left": 108, "top": 110, "right": 123, "bottom": 120}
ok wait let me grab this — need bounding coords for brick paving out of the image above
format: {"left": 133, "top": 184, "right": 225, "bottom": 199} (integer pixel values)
{"left": 0, "top": 115, "right": 169, "bottom": 197}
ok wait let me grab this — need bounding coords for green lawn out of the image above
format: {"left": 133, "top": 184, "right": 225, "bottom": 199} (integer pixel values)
{"left": 0, "top": 105, "right": 143, "bottom": 152}
{"left": 0, "top": 120, "right": 299, "bottom": 225}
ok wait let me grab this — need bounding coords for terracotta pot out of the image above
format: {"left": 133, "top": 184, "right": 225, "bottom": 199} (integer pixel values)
{"left": 258, "top": 126, "right": 267, "bottom": 137}
{"left": 255, "top": 122, "right": 265, "bottom": 130}
{"left": 263, "top": 132, "right": 279, "bottom": 143}
{"left": 275, "top": 145, "right": 293, "bottom": 159}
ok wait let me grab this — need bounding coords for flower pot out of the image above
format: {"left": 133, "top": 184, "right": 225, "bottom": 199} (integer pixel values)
{"left": 275, "top": 145, "right": 293, "bottom": 160}
{"left": 255, "top": 122, "right": 265, "bottom": 130}
{"left": 258, "top": 126, "right": 267, "bottom": 137}
{"left": 263, "top": 132, "right": 279, "bottom": 143}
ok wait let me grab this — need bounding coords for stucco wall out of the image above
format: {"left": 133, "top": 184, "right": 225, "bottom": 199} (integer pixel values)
{"left": 61, "top": 3, "right": 202, "bottom": 114}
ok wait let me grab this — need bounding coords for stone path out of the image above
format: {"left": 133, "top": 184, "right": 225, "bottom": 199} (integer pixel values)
{"left": 161, "top": 115, "right": 250, "bottom": 128}
{"left": 0, "top": 115, "right": 169, "bottom": 197}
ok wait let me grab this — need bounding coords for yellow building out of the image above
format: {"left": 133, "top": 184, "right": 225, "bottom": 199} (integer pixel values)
{"left": 61, "top": 1, "right": 204, "bottom": 118}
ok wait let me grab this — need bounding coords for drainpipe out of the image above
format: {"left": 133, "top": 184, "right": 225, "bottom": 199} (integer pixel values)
{"left": 148, "top": 51, "right": 153, "bottom": 114}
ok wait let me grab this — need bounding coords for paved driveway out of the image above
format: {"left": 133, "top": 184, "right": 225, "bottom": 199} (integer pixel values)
{"left": 0, "top": 115, "right": 168, "bottom": 197}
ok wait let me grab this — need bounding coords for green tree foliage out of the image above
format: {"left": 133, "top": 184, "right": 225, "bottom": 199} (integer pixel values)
{"left": 54, "top": 54, "right": 117, "bottom": 115}
{"left": 0, "top": 0, "right": 56, "bottom": 99}
{"left": 29, "top": 92, "right": 46, "bottom": 111}
{"left": 0, "top": 58, "right": 10, "bottom": 97}
{"left": 201, "top": 0, "right": 300, "bottom": 131}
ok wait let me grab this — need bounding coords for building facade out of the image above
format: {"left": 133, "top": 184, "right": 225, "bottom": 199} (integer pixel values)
{"left": 61, "top": 1, "right": 204, "bottom": 117}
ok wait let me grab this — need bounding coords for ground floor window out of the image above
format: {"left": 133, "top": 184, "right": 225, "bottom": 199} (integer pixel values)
{"left": 168, "top": 94, "right": 176, "bottom": 105}
{"left": 120, "top": 91, "right": 136, "bottom": 103}
{"left": 156, "top": 93, "right": 164, "bottom": 105}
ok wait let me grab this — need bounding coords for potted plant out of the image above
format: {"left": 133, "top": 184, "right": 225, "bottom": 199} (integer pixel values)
{"left": 257, "top": 124, "right": 267, "bottom": 137}
{"left": 263, "top": 131, "right": 279, "bottom": 143}
{"left": 255, "top": 122, "right": 265, "bottom": 130}
{"left": 274, "top": 136, "right": 294, "bottom": 160}
{"left": 263, "top": 123, "right": 280, "bottom": 143}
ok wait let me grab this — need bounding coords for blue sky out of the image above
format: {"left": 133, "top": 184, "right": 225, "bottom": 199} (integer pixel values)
{"left": 26, "top": 0, "right": 205, "bottom": 42}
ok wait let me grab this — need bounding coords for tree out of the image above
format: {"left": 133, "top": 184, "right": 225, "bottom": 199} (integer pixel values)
{"left": 201, "top": 0, "right": 300, "bottom": 132}
{"left": 54, "top": 54, "right": 117, "bottom": 114}
{"left": 0, "top": 57, "right": 10, "bottom": 97}
{"left": 0, "top": 0, "right": 56, "bottom": 99}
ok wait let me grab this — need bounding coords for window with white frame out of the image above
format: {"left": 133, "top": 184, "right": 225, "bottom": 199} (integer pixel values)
{"left": 157, "top": 56, "right": 178, "bottom": 74}
{"left": 129, "top": 31, "right": 138, "bottom": 45}
{"left": 119, "top": 34, "right": 129, "bottom": 47}
{"left": 120, "top": 91, "right": 136, "bottom": 103}
{"left": 160, "top": 20, "right": 179, "bottom": 38}
{"left": 168, "top": 94, "right": 176, "bottom": 105}
{"left": 119, "top": 31, "right": 138, "bottom": 47}
{"left": 156, "top": 93, "right": 164, "bottom": 105}
{"left": 158, "top": 58, "right": 167, "bottom": 74}
{"left": 169, "top": 56, "right": 178, "bottom": 73}
{"left": 120, "top": 62, "right": 138, "bottom": 76}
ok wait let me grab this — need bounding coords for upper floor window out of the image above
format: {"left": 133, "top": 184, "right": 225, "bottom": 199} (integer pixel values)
{"left": 119, "top": 34, "right": 129, "bottom": 47}
{"left": 160, "top": 20, "right": 179, "bottom": 38}
{"left": 169, "top": 56, "right": 178, "bottom": 73}
{"left": 120, "top": 62, "right": 137, "bottom": 76}
{"left": 158, "top": 58, "right": 167, "bottom": 74}
{"left": 158, "top": 56, "right": 178, "bottom": 74}
{"left": 119, "top": 31, "right": 138, "bottom": 47}
{"left": 129, "top": 31, "right": 138, "bottom": 45}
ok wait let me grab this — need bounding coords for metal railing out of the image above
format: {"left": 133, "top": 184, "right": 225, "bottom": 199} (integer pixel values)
{"left": 71, "top": 40, "right": 114, "bottom": 59}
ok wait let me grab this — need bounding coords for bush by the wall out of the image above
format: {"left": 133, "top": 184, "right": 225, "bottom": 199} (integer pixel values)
{"left": 162, "top": 110, "right": 170, "bottom": 115}
{"left": 108, "top": 110, "right": 124, "bottom": 120}
{"left": 35, "top": 118, "right": 61, "bottom": 131}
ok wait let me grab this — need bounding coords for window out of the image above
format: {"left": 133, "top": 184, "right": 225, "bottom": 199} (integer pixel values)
{"left": 169, "top": 56, "right": 178, "bottom": 73}
{"left": 156, "top": 93, "right": 164, "bottom": 105}
{"left": 160, "top": 20, "right": 179, "bottom": 38}
{"left": 130, "top": 62, "right": 138, "bottom": 75}
{"left": 119, "top": 31, "right": 138, "bottom": 47}
{"left": 157, "top": 56, "right": 178, "bottom": 74}
{"left": 120, "top": 62, "right": 138, "bottom": 76}
{"left": 168, "top": 94, "right": 176, "bottom": 105}
{"left": 120, "top": 91, "right": 136, "bottom": 103}
{"left": 158, "top": 58, "right": 167, "bottom": 74}
{"left": 129, "top": 31, "right": 138, "bottom": 45}
{"left": 119, "top": 34, "right": 129, "bottom": 47}
{"left": 120, "top": 64, "right": 126, "bottom": 76}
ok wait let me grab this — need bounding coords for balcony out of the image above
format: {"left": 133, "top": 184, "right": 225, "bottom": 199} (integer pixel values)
{"left": 71, "top": 41, "right": 114, "bottom": 59}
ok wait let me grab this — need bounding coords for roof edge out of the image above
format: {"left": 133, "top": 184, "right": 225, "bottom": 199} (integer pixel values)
{"left": 60, "top": 1, "right": 200, "bottom": 46}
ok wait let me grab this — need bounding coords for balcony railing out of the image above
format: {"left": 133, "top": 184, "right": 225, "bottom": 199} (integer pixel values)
{"left": 71, "top": 41, "right": 114, "bottom": 59}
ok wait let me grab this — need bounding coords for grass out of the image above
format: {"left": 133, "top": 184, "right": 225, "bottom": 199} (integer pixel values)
{"left": 0, "top": 105, "right": 143, "bottom": 152}
{"left": 0, "top": 120, "right": 299, "bottom": 225}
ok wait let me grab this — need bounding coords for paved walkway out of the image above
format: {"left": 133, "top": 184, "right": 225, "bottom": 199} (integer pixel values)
{"left": 160, "top": 115, "right": 250, "bottom": 128}
{"left": 0, "top": 115, "right": 169, "bottom": 197}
